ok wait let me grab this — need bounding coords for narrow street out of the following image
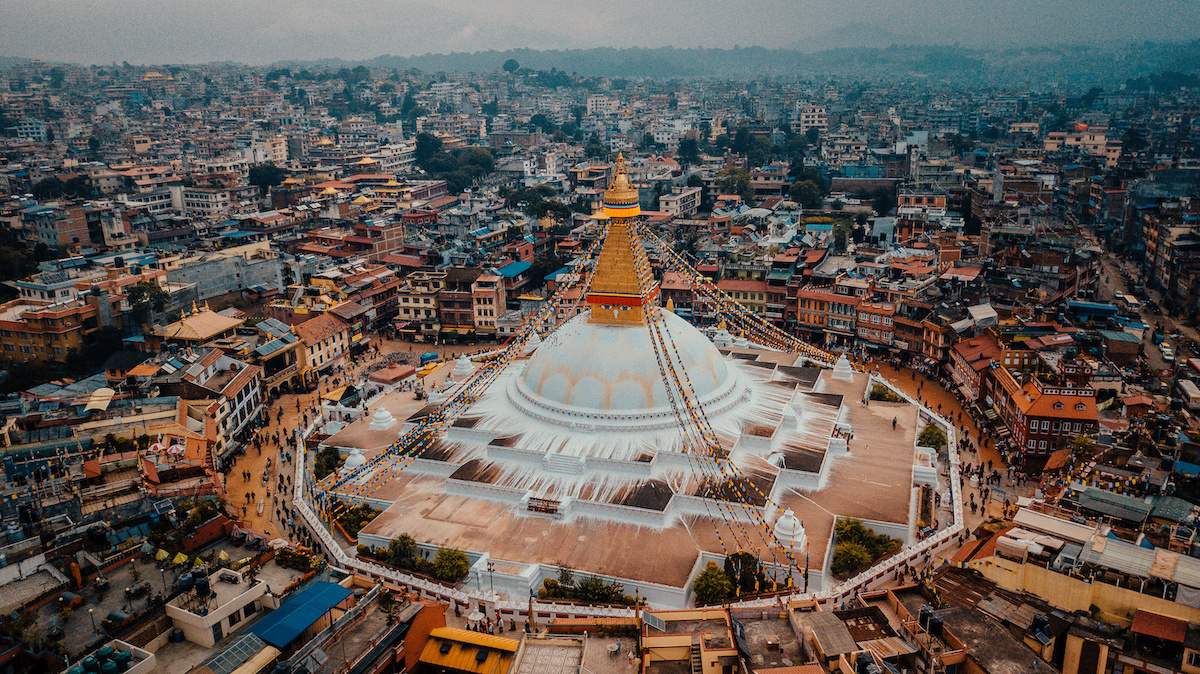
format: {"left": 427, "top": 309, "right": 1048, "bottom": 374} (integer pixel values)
{"left": 219, "top": 335, "right": 504, "bottom": 546}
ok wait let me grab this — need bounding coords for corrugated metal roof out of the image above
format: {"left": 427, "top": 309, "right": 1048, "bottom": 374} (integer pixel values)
{"left": 808, "top": 611, "right": 858, "bottom": 656}
{"left": 419, "top": 627, "right": 518, "bottom": 674}
{"left": 250, "top": 582, "right": 352, "bottom": 648}
{"left": 1073, "top": 488, "right": 1153, "bottom": 522}
{"left": 1079, "top": 536, "right": 1155, "bottom": 577}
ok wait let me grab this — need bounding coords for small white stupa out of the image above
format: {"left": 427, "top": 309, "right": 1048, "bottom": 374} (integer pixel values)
{"left": 711, "top": 320, "right": 734, "bottom": 348}
{"left": 368, "top": 407, "right": 396, "bottom": 431}
{"left": 522, "top": 331, "right": 542, "bottom": 355}
{"left": 832, "top": 352, "right": 854, "bottom": 381}
{"left": 452, "top": 354, "right": 476, "bottom": 378}
{"left": 772, "top": 508, "right": 808, "bottom": 555}
{"left": 342, "top": 447, "right": 367, "bottom": 473}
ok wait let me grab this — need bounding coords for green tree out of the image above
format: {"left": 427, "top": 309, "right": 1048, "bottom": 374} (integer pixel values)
{"left": 502, "top": 59, "right": 520, "bottom": 73}
{"left": 789, "top": 179, "right": 821, "bottom": 209}
{"left": 431, "top": 547, "right": 469, "bottom": 581}
{"left": 386, "top": 534, "right": 418, "bottom": 568}
{"left": 574, "top": 575, "right": 626, "bottom": 603}
{"left": 585, "top": 133, "right": 606, "bottom": 159}
{"left": 692, "top": 561, "right": 732, "bottom": 605}
{"left": 414, "top": 132, "right": 442, "bottom": 165}
{"left": 247, "top": 163, "right": 286, "bottom": 191}
{"left": 457, "top": 146, "right": 495, "bottom": 174}
{"left": 126, "top": 281, "right": 169, "bottom": 324}
{"left": 1069, "top": 435, "right": 1095, "bottom": 459}
{"left": 529, "top": 114, "right": 556, "bottom": 134}
{"left": 723, "top": 550, "right": 766, "bottom": 596}
{"left": 677, "top": 136, "right": 701, "bottom": 166}
{"left": 313, "top": 446, "right": 345, "bottom": 480}
{"left": 715, "top": 166, "right": 754, "bottom": 203}
{"left": 529, "top": 251, "right": 568, "bottom": 285}
{"left": 831, "top": 542, "right": 872, "bottom": 578}
{"left": 835, "top": 518, "right": 902, "bottom": 561}
{"left": 918, "top": 424, "right": 947, "bottom": 450}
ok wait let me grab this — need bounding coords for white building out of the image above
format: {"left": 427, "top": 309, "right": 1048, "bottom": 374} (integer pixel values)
{"left": 165, "top": 568, "right": 272, "bottom": 647}
{"left": 16, "top": 117, "right": 47, "bottom": 142}
{"left": 660, "top": 185, "right": 702, "bottom": 217}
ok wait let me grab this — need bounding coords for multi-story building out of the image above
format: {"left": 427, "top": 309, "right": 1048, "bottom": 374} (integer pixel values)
{"left": 293, "top": 312, "right": 350, "bottom": 386}
{"left": 0, "top": 293, "right": 118, "bottom": 362}
{"left": 471, "top": 274, "right": 504, "bottom": 335}
{"left": 437, "top": 267, "right": 483, "bottom": 339}
{"left": 396, "top": 270, "right": 445, "bottom": 340}
{"left": 15, "top": 117, "right": 48, "bottom": 142}
{"left": 948, "top": 332, "right": 1002, "bottom": 402}
{"left": 157, "top": 348, "right": 263, "bottom": 451}
{"left": 716, "top": 279, "right": 767, "bottom": 316}
{"left": 793, "top": 103, "right": 827, "bottom": 134}
{"left": 750, "top": 162, "right": 790, "bottom": 197}
{"left": 659, "top": 186, "right": 701, "bottom": 217}
{"left": 983, "top": 366, "right": 1098, "bottom": 469}
{"left": 856, "top": 300, "right": 896, "bottom": 349}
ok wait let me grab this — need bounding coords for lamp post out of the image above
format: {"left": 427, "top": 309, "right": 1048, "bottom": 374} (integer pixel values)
{"left": 487, "top": 561, "right": 495, "bottom": 596}
{"left": 88, "top": 607, "right": 96, "bottom": 633}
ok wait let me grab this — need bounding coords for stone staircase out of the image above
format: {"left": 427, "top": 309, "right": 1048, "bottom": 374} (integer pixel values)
{"left": 690, "top": 633, "right": 702, "bottom": 674}
{"left": 542, "top": 452, "right": 585, "bottom": 474}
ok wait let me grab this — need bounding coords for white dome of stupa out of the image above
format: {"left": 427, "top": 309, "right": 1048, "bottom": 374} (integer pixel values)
{"left": 452, "top": 355, "right": 476, "bottom": 378}
{"left": 832, "top": 352, "right": 854, "bottom": 381}
{"left": 368, "top": 407, "right": 396, "bottom": 431}
{"left": 772, "top": 509, "right": 807, "bottom": 554}
{"left": 509, "top": 310, "right": 744, "bottom": 431}
{"left": 522, "top": 330, "right": 542, "bottom": 355}
{"left": 342, "top": 447, "right": 367, "bottom": 472}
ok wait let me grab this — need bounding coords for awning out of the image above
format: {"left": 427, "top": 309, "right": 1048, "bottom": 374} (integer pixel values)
{"left": 85, "top": 387, "right": 116, "bottom": 413}
{"left": 1130, "top": 609, "right": 1187, "bottom": 642}
{"left": 251, "top": 582, "right": 353, "bottom": 648}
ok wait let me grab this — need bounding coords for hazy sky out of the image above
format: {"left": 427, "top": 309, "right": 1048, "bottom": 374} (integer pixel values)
{"left": 2, "top": 0, "right": 1199, "bottom": 65}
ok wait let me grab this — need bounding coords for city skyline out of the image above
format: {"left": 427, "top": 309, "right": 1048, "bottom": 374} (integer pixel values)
{"left": 2, "top": 0, "right": 1200, "bottom": 66}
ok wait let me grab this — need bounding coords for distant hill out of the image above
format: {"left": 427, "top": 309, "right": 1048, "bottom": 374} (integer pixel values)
{"left": 312, "top": 41, "right": 1200, "bottom": 85}
{"left": 0, "top": 57, "right": 33, "bottom": 70}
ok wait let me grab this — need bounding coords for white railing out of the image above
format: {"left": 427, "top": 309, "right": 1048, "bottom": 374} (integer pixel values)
{"left": 292, "top": 371, "right": 964, "bottom": 617}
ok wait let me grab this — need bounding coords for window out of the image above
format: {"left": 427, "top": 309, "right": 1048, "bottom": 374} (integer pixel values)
{"left": 1188, "top": 652, "right": 1200, "bottom": 667}
{"left": 1027, "top": 440, "right": 1036, "bottom": 449}
{"left": 1041, "top": 420, "right": 1050, "bottom": 431}
{"left": 1074, "top": 423, "right": 1081, "bottom": 432}
{"left": 228, "top": 610, "right": 241, "bottom": 627}
{"left": 1039, "top": 440, "right": 1047, "bottom": 450}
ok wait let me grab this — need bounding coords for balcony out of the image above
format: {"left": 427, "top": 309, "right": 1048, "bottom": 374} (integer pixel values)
{"left": 263, "top": 362, "right": 300, "bottom": 387}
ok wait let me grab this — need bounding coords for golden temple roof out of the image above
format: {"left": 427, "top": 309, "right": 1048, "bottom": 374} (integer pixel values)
{"left": 587, "top": 154, "right": 656, "bottom": 326}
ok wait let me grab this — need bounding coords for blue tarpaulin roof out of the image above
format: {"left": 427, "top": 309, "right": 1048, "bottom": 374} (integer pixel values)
{"left": 497, "top": 261, "right": 532, "bottom": 278}
{"left": 250, "top": 582, "right": 352, "bottom": 648}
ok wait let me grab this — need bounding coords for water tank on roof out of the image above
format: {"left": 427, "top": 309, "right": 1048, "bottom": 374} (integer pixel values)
{"left": 98, "top": 645, "right": 115, "bottom": 662}
{"left": 100, "top": 661, "right": 118, "bottom": 674}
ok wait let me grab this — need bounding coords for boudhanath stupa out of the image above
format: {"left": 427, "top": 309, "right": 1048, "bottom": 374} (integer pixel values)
{"left": 322, "top": 158, "right": 931, "bottom": 606}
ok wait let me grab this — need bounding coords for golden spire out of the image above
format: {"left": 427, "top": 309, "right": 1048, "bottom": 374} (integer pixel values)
{"left": 587, "top": 154, "right": 657, "bottom": 326}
